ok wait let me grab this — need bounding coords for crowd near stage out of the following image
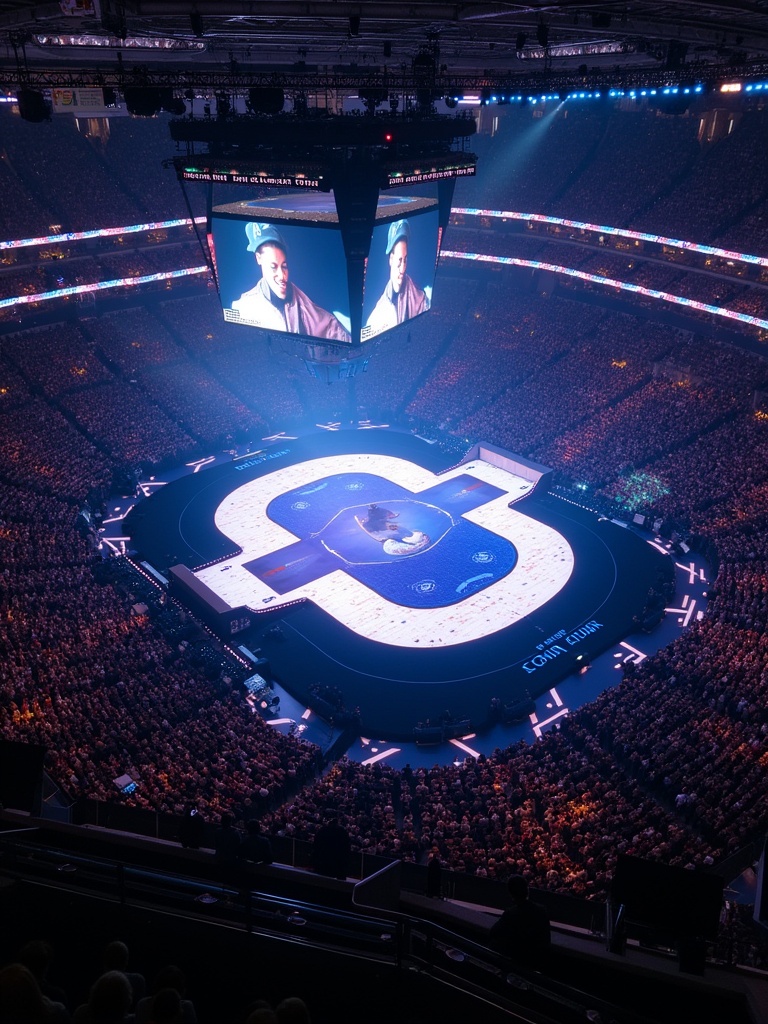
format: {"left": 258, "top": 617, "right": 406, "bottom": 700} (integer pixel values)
{"left": 125, "top": 428, "right": 673, "bottom": 740}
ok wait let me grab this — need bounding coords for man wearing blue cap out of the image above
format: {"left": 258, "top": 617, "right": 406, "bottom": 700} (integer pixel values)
{"left": 365, "top": 218, "right": 430, "bottom": 336}
{"left": 232, "top": 222, "right": 350, "bottom": 341}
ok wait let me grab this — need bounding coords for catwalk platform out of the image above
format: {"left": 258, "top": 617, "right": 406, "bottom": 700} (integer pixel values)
{"left": 125, "top": 429, "right": 672, "bottom": 740}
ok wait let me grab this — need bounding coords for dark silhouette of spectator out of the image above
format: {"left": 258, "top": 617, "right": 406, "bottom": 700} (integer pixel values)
{"left": 489, "top": 875, "right": 551, "bottom": 970}
{"left": 311, "top": 810, "right": 351, "bottom": 879}
{"left": 0, "top": 963, "right": 69, "bottom": 1023}
{"left": 145, "top": 988, "right": 182, "bottom": 1024}
{"left": 73, "top": 970, "right": 134, "bottom": 1024}
{"left": 426, "top": 854, "right": 443, "bottom": 897}
{"left": 178, "top": 806, "right": 205, "bottom": 850}
{"left": 275, "top": 996, "right": 311, "bottom": 1024}
{"left": 135, "top": 967, "right": 196, "bottom": 1024}
{"left": 101, "top": 941, "right": 145, "bottom": 1009}
{"left": 242, "top": 820, "right": 273, "bottom": 865}
{"left": 17, "top": 940, "right": 69, "bottom": 1008}
{"left": 214, "top": 813, "right": 243, "bottom": 871}
{"left": 245, "top": 1009, "right": 278, "bottom": 1024}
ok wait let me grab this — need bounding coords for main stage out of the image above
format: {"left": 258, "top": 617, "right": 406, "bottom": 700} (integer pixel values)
{"left": 125, "top": 429, "right": 672, "bottom": 740}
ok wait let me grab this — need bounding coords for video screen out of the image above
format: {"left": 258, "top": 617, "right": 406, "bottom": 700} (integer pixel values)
{"left": 213, "top": 214, "right": 353, "bottom": 344}
{"left": 361, "top": 206, "right": 440, "bottom": 342}
{"left": 212, "top": 194, "right": 439, "bottom": 344}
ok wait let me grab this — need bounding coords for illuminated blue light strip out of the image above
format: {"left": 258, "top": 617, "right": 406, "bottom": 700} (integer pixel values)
{"left": 0, "top": 217, "right": 207, "bottom": 251}
{"left": 441, "top": 250, "right": 768, "bottom": 331}
{"left": 0, "top": 266, "right": 209, "bottom": 309}
{"left": 452, "top": 208, "right": 768, "bottom": 268}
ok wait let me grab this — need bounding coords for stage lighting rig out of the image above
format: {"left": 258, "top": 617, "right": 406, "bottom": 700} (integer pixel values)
{"left": 169, "top": 110, "right": 475, "bottom": 187}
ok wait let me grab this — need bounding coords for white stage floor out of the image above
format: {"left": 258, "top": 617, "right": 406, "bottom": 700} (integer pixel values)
{"left": 195, "top": 453, "right": 574, "bottom": 648}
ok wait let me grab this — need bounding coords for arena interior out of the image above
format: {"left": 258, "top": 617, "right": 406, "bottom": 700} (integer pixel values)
{"left": 2, "top": 11, "right": 768, "bottom": 1023}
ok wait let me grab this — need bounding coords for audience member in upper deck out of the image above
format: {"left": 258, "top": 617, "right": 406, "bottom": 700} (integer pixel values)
{"left": 489, "top": 874, "right": 551, "bottom": 970}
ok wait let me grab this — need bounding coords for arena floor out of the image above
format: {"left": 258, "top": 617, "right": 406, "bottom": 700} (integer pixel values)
{"left": 124, "top": 427, "right": 674, "bottom": 742}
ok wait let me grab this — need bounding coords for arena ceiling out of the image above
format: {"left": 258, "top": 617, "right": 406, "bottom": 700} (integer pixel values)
{"left": 1, "top": 0, "right": 768, "bottom": 89}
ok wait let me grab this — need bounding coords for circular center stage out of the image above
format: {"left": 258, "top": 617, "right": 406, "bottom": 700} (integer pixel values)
{"left": 126, "top": 429, "right": 672, "bottom": 741}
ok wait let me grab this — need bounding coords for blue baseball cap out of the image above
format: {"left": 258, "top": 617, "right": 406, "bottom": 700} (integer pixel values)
{"left": 245, "top": 222, "right": 287, "bottom": 253}
{"left": 385, "top": 218, "right": 410, "bottom": 254}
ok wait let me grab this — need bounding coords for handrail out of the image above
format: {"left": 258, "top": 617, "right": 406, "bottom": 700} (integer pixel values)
{"left": 0, "top": 832, "right": 648, "bottom": 1024}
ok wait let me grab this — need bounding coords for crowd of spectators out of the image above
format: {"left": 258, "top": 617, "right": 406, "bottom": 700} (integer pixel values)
{"left": 87, "top": 309, "right": 187, "bottom": 372}
{"left": 0, "top": 935, "right": 315, "bottom": 1023}
{"left": 457, "top": 104, "right": 768, "bottom": 257}
{"left": 0, "top": 545, "right": 321, "bottom": 816}
{"left": 0, "top": 355, "right": 33, "bottom": 409}
{"left": 0, "top": 262, "right": 50, "bottom": 303}
{"left": 3, "top": 96, "right": 768, "bottom": 968}
{"left": 598, "top": 412, "right": 768, "bottom": 521}
{"left": 456, "top": 311, "right": 673, "bottom": 454}
{"left": 406, "top": 289, "right": 596, "bottom": 429}
{"left": 726, "top": 287, "right": 768, "bottom": 320}
{"left": 3, "top": 323, "right": 113, "bottom": 396}
{"left": 535, "top": 377, "right": 735, "bottom": 486}
{"left": 0, "top": 155, "right": 52, "bottom": 240}
{"left": 1, "top": 110, "right": 143, "bottom": 231}
{"left": 581, "top": 620, "right": 768, "bottom": 851}
{"left": 636, "top": 110, "right": 768, "bottom": 245}
{"left": 0, "top": 398, "right": 112, "bottom": 501}
{"left": 443, "top": 230, "right": 768, "bottom": 341}
{"left": 103, "top": 116, "right": 199, "bottom": 222}
{"left": 717, "top": 196, "right": 768, "bottom": 255}
{"left": 265, "top": 717, "right": 721, "bottom": 900}
{"left": 97, "top": 241, "right": 205, "bottom": 281}
{"left": 2, "top": 279, "right": 768, "bottom": 882}
{"left": 4, "top": 104, "right": 768, "bottom": 344}
{"left": 552, "top": 111, "right": 700, "bottom": 227}
{"left": 136, "top": 362, "right": 265, "bottom": 444}
{"left": 460, "top": 107, "right": 612, "bottom": 215}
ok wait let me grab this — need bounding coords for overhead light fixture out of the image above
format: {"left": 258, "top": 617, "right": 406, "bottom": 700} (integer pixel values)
{"left": 33, "top": 33, "right": 205, "bottom": 51}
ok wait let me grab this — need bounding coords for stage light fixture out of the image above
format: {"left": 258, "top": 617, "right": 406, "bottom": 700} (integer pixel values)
{"left": 124, "top": 87, "right": 163, "bottom": 117}
{"left": 248, "top": 87, "right": 285, "bottom": 114}
{"left": 360, "top": 86, "right": 388, "bottom": 112}
{"left": 18, "top": 88, "right": 49, "bottom": 122}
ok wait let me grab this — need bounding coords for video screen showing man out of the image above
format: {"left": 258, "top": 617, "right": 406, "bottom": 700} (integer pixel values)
{"left": 365, "top": 219, "right": 431, "bottom": 336}
{"left": 232, "top": 222, "right": 351, "bottom": 342}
